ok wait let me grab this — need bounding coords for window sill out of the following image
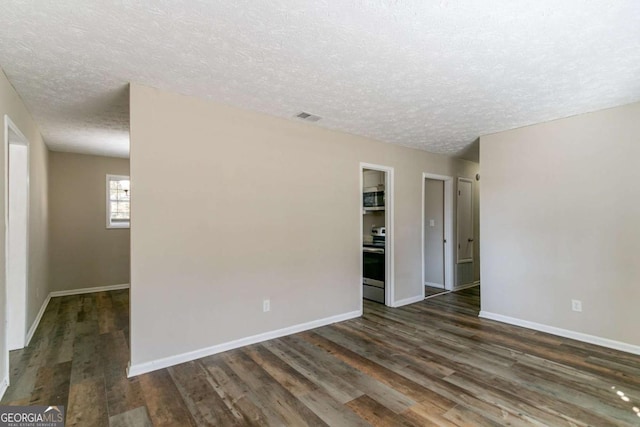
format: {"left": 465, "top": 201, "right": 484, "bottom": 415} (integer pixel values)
{"left": 107, "top": 223, "right": 130, "bottom": 229}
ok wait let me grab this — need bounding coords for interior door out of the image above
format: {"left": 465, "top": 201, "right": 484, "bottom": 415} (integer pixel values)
{"left": 7, "top": 140, "right": 28, "bottom": 350}
{"left": 457, "top": 178, "right": 473, "bottom": 263}
{"left": 424, "top": 179, "right": 444, "bottom": 288}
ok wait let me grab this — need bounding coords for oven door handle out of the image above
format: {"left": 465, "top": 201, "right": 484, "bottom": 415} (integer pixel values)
{"left": 363, "top": 247, "right": 385, "bottom": 254}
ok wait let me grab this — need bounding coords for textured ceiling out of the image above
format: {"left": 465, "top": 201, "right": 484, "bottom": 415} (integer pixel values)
{"left": 1, "top": 1, "right": 639, "bottom": 160}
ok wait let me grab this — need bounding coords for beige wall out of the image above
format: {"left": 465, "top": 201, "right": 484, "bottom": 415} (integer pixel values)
{"left": 49, "top": 151, "right": 130, "bottom": 292}
{"left": 480, "top": 101, "right": 640, "bottom": 348}
{"left": 0, "top": 68, "right": 49, "bottom": 382}
{"left": 129, "top": 84, "right": 479, "bottom": 368}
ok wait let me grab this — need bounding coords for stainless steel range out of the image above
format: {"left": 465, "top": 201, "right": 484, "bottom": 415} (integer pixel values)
{"left": 363, "top": 227, "right": 385, "bottom": 303}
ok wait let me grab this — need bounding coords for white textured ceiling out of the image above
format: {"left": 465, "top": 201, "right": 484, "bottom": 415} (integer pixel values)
{"left": 1, "top": 1, "right": 639, "bottom": 160}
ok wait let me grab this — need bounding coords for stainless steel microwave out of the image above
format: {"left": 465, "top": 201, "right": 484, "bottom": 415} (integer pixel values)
{"left": 363, "top": 190, "right": 385, "bottom": 209}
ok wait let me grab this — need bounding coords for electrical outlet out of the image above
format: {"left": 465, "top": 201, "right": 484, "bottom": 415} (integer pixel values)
{"left": 571, "top": 299, "right": 582, "bottom": 312}
{"left": 263, "top": 299, "right": 270, "bottom": 312}
{"left": 429, "top": 219, "right": 435, "bottom": 227}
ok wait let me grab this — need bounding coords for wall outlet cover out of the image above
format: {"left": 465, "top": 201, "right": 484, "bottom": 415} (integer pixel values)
{"left": 571, "top": 299, "right": 582, "bottom": 312}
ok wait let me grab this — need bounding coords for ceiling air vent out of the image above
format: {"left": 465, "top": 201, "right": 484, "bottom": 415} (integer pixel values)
{"left": 295, "top": 111, "right": 321, "bottom": 122}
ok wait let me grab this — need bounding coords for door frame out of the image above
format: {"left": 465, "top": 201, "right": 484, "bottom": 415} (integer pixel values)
{"left": 4, "top": 115, "right": 30, "bottom": 381}
{"left": 421, "top": 173, "right": 454, "bottom": 299}
{"left": 360, "top": 163, "right": 395, "bottom": 309}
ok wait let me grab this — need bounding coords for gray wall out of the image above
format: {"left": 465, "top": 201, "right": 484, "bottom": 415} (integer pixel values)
{"left": 480, "top": 101, "right": 640, "bottom": 348}
{"left": 0, "top": 67, "right": 49, "bottom": 384}
{"left": 129, "top": 84, "right": 479, "bottom": 368}
{"left": 49, "top": 151, "right": 130, "bottom": 292}
{"left": 424, "top": 179, "right": 444, "bottom": 287}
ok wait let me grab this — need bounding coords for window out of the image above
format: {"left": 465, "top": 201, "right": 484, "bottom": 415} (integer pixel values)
{"left": 107, "top": 174, "right": 130, "bottom": 228}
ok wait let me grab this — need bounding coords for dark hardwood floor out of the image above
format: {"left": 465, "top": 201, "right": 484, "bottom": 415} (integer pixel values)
{"left": 424, "top": 285, "right": 448, "bottom": 298}
{"left": 3, "top": 287, "right": 640, "bottom": 426}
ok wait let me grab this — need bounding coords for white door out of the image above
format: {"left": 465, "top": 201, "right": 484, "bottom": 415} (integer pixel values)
{"left": 457, "top": 178, "right": 473, "bottom": 263}
{"left": 424, "top": 179, "right": 445, "bottom": 288}
{"left": 7, "top": 127, "right": 29, "bottom": 350}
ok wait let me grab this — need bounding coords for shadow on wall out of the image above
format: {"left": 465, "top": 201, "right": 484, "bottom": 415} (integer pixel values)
{"left": 457, "top": 138, "right": 479, "bottom": 163}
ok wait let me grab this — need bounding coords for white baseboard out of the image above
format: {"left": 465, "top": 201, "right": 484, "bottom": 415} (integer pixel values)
{"left": 127, "top": 309, "right": 362, "bottom": 377}
{"left": 424, "top": 282, "right": 445, "bottom": 289}
{"left": 479, "top": 311, "right": 640, "bottom": 356}
{"left": 25, "top": 294, "right": 51, "bottom": 346}
{"left": 0, "top": 376, "right": 8, "bottom": 401}
{"left": 453, "top": 281, "right": 480, "bottom": 291}
{"left": 393, "top": 295, "right": 424, "bottom": 308}
{"left": 49, "top": 283, "right": 130, "bottom": 297}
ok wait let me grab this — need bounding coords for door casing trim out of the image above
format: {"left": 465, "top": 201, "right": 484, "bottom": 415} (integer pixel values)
{"left": 421, "top": 172, "right": 454, "bottom": 299}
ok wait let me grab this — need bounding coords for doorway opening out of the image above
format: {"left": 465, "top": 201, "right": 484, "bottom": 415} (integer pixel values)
{"left": 422, "top": 173, "right": 453, "bottom": 299}
{"left": 360, "top": 163, "right": 394, "bottom": 308}
{"left": 4, "top": 115, "right": 29, "bottom": 359}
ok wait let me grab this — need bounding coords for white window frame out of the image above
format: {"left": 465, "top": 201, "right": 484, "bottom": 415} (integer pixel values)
{"left": 106, "top": 174, "right": 130, "bottom": 229}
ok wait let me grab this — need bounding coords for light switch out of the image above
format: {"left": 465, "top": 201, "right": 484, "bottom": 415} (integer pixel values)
{"left": 429, "top": 219, "right": 435, "bottom": 227}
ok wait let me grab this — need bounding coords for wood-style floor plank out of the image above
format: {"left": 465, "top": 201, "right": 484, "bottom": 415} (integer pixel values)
{"left": 2, "top": 286, "right": 639, "bottom": 426}
{"left": 219, "top": 349, "right": 328, "bottom": 426}
{"left": 109, "top": 406, "right": 153, "bottom": 427}
{"left": 345, "top": 395, "right": 418, "bottom": 427}
{"left": 66, "top": 377, "right": 108, "bottom": 427}
{"left": 200, "top": 355, "right": 272, "bottom": 426}
{"left": 28, "top": 361, "right": 72, "bottom": 408}
{"left": 261, "top": 338, "right": 364, "bottom": 404}
{"left": 137, "top": 369, "right": 196, "bottom": 427}
{"left": 168, "top": 361, "right": 239, "bottom": 426}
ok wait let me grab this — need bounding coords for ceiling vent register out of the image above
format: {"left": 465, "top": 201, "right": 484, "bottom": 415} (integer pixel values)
{"left": 295, "top": 111, "right": 322, "bottom": 122}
